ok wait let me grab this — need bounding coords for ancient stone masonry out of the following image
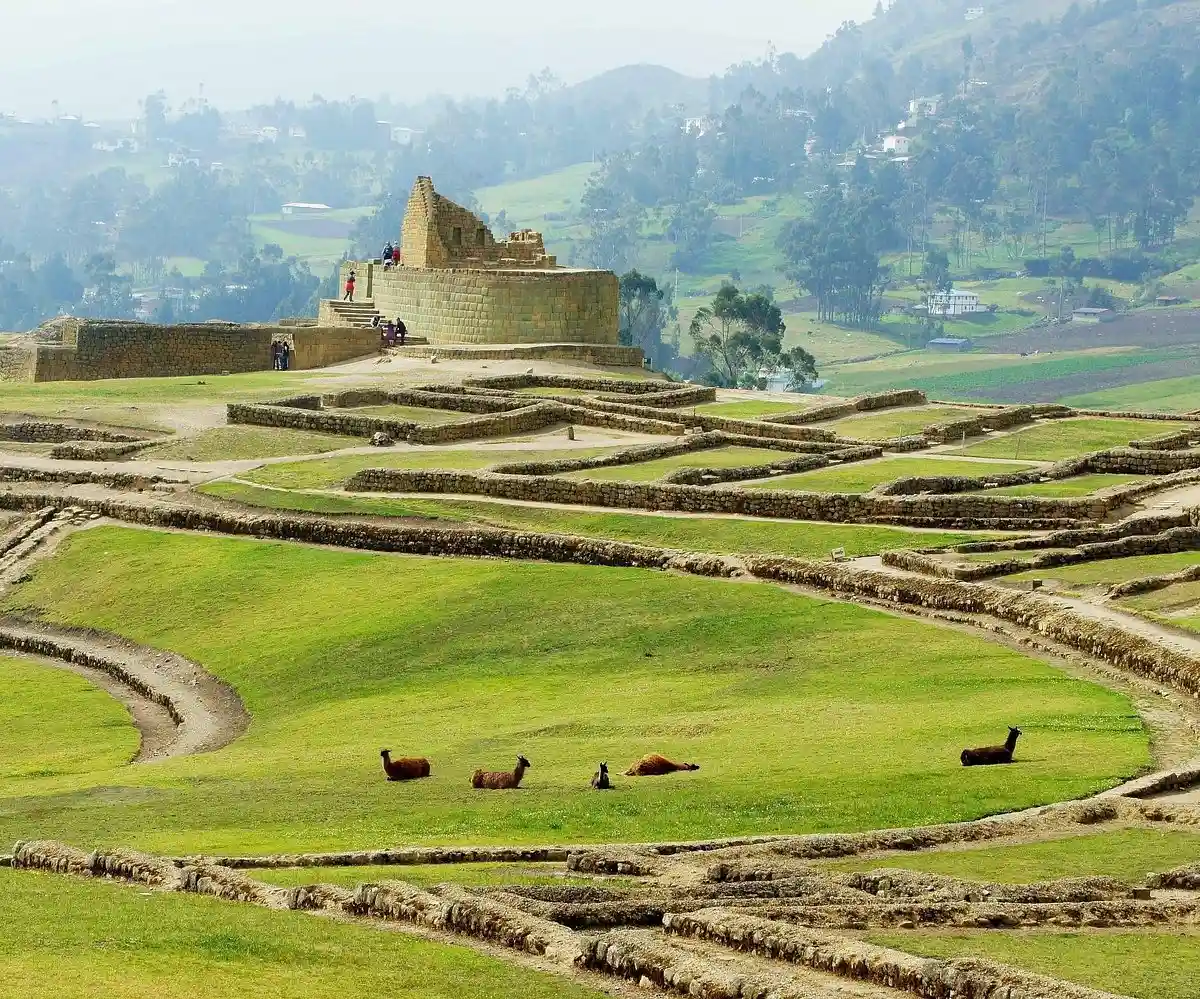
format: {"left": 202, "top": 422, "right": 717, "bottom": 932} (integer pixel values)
{"left": 327, "top": 177, "right": 620, "bottom": 347}
{"left": 767, "top": 389, "right": 929, "bottom": 426}
{"left": 0, "top": 318, "right": 377, "bottom": 382}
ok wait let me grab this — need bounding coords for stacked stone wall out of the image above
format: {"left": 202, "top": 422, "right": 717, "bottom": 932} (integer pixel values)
{"left": 0, "top": 422, "right": 146, "bottom": 444}
{"left": 768, "top": 389, "right": 928, "bottom": 426}
{"left": 362, "top": 264, "right": 619, "bottom": 346}
{"left": 464, "top": 374, "right": 669, "bottom": 394}
{"left": 405, "top": 343, "right": 644, "bottom": 365}
{"left": 346, "top": 468, "right": 1097, "bottom": 529}
{"left": 923, "top": 406, "right": 1037, "bottom": 444}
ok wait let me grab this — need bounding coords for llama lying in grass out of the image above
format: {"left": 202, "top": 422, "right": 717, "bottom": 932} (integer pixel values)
{"left": 472, "top": 755, "right": 531, "bottom": 790}
{"left": 591, "top": 762, "right": 612, "bottom": 790}
{"left": 625, "top": 754, "right": 700, "bottom": 777}
{"left": 961, "top": 727, "right": 1022, "bottom": 767}
{"left": 380, "top": 750, "right": 431, "bottom": 781}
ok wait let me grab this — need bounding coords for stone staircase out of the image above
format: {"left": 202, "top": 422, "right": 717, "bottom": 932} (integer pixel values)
{"left": 325, "top": 300, "right": 380, "bottom": 328}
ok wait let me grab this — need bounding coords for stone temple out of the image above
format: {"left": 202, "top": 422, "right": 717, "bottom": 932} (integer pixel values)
{"left": 319, "top": 177, "right": 620, "bottom": 346}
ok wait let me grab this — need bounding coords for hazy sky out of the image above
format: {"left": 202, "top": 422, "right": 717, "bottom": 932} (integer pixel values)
{"left": 1, "top": 0, "right": 875, "bottom": 120}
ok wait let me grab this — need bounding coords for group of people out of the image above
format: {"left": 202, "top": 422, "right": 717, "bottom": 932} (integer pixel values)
{"left": 382, "top": 243, "right": 400, "bottom": 269}
{"left": 271, "top": 340, "right": 291, "bottom": 371}
{"left": 371, "top": 313, "right": 409, "bottom": 348}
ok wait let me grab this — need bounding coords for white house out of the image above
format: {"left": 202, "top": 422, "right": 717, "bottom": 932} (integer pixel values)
{"left": 907, "top": 96, "right": 941, "bottom": 117}
{"left": 928, "top": 289, "right": 983, "bottom": 316}
{"left": 281, "top": 202, "right": 331, "bottom": 217}
{"left": 882, "top": 134, "right": 912, "bottom": 156}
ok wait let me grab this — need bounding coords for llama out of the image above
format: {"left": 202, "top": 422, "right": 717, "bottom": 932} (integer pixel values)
{"left": 591, "top": 762, "right": 612, "bottom": 790}
{"left": 624, "top": 754, "right": 700, "bottom": 777}
{"left": 472, "top": 755, "right": 531, "bottom": 790}
{"left": 380, "top": 750, "right": 431, "bottom": 781}
{"left": 961, "top": 727, "right": 1022, "bottom": 767}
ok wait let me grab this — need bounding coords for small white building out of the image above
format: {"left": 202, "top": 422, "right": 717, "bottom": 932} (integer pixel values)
{"left": 928, "top": 288, "right": 983, "bottom": 316}
{"left": 882, "top": 134, "right": 912, "bottom": 156}
{"left": 908, "top": 96, "right": 941, "bottom": 117}
{"left": 281, "top": 202, "right": 331, "bottom": 217}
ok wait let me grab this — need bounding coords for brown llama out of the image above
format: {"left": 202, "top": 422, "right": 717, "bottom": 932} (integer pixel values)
{"left": 472, "top": 755, "right": 531, "bottom": 790}
{"left": 380, "top": 750, "right": 431, "bottom": 781}
{"left": 591, "top": 762, "right": 612, "bottom": 790}
{"left": 961, "top": 727, "right": 1022, "bottom": 767}
{"left": 624, "top": 754, "right": 700, "bottom": 777}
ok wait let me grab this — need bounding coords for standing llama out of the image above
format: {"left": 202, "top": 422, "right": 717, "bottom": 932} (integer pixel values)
{"left": 624, "top": 754, "right": 700, "bottom": 777}
{"left": 961, "top": 727, "right": 1022, "bottom": 767}
{"left": 591, "top": 762, "right": 612, "bottom": 790}
{"left": 380, "top": 751, "right": 431, "bottom": 781}
{"left": 472, "top": 755, "right": 531, "bottom": 790}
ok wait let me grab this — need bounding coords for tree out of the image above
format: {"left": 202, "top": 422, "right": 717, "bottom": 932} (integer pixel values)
{"left": 689, "top": 283, "right": 816, "bottom": 388}
{"left": 618, "top": 271, "right": 676, "bottom": 368}
{"left": 922, "top": 248, "right": 952, "bottom": 293}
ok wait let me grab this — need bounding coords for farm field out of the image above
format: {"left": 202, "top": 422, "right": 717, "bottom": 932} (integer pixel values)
{"left": 826, "top": 826, "right": 1200, "bottom": 883}
{"left": 1067, "top": 373, "right": 1200, "bottom": 413}
{"left": 559, "top": 445, "right": 801, "bottom": 482}
{"left": 142, "top": 426, "right": 362, "bottom": 462}
{"left": 743, "top": 457, "right": 1034, "bottom": 493}
{"left": 867, "top": 929, "right": 1200, "bottom": 999}
{"left": 0, "top": 869, "right": 601, "bottom": 999}
{"left": 201, "top": 481, "right": 1006, "bottom": 556}
{"left": 822, "top": 405, "right": 980, "bottom": 439}
{"left": 0, "top": 526, "right": 1148, "bottom": 854}
{"left": 952, "top": 417, "right": 1185, "bottom": 461}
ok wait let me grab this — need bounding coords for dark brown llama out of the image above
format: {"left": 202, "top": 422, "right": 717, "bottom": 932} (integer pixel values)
{"left": 472, "top": 755, "right": 531, "bottom": 790}
{"left": 961, "top": 727, "right": 1022, "bottom": 767}
{"left": 380, "top": 750, "right": 431, "bottom": 781}
{"left": 624, "top": 754, "right": 700, "bottom": 777}
{"left": 591, "top": 762, "right": 612, "bottom": 790}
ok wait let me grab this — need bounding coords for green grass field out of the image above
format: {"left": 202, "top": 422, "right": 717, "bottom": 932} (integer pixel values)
{"left": 0, "top": 869, "right": 602, "bottom": 999}
{"left": 785, "top": 316, "right": 907, "bottom": 365}
{"left": 561, "top": 446, "right": 802, "bottom": 483}
{"left": 243, "top": 447, "right": 621, "bottom": 490}
{"left": 1067, "top": 374, "right": 1200, "bottom": 413}
{"left": 328, "top": 404, "right": 474, "bottom": 425}
{"left": 1119, "top": 580, "right": 1200, "bottom": 632}
{"left": 952, "top": 418, "right": 1185, "bottom": 461}
{"left": 987, "top": 473, "right": 1142, "bottom": 497}
{"left": 200, "top": 481, "right": 1005, "bottom": 556}
{"left": 869, "top": 930, "right": 1200, "bottom": 999}
{"left": 744, "top": 458, "right": 1034, "bottom": 493}
{"left": 0, "top": 372, "right": 321, "bottom": 431}
{"left": 143, "top": 427, "right": 362, "bottom": 462}
{"left": 0, "top": 527, "right": 1147, "bottom": 854}
{"left": 1006, "top": 551, "right": 1200, "bottom": 590}
{"left": 827, "top": 826, "right": 1200, "bottom": 883}
{"left": 823, "top": 405, "right": 979, "bottom": 440}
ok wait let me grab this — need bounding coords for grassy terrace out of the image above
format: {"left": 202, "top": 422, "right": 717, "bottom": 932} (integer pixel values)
{"left": 986, "top": 473, "right": 1143, "bottom": 497}
{"left": 253, "top": 863, "right": 626, "bottom": 891}
{"left": 868, "top": 930, "right": 1200, "bottom": 999}
{"left": 200, "top": 481, "right": 1006, "bottom": 557}
{"left": 952, "top": 417, "right": 1190, "bottom": 461}
{"left": 0, "top": 869, "right": 603, "bottom": 999}
{"left": 242, "top": 447, "right": 623, "bottom": 490}
{"left": 1119, "top": 580, "right": 1200, "bottom": 632}
{"left": 825, "top": 826, "right": 1200, "bottom": 883}
{"left": 1004, "top": 551, "right": 1200, "bottom": 590}
{"left": 822, "top": 405, "right": 979, "bottom": 440}
{"left": 0, "top": 527, "right": 1146, "bottom": 854}
{"left": 743, "top": 458, "right": 1034, "bottom": 493}
{"left": 560, "top": 446, "right": 803, "bottom": 483}
{"left": 328, "top": 404, "right": 475, "bottom": 424}
{"left": 143, "top": 427, "right": 362, "bottom": 462}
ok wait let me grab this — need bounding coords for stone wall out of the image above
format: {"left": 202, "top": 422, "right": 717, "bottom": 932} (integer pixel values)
{"left": 0, "top": 422, "right": 146, "bottom": 444}
{"left": 1, "top": 319, "right": 376, "bottom": 382}
{"left": 340, "top": 261, "right": 619, "bottom": 346}
{"left": 404, "top": 343, "right": 644, "bottom": 365}
{"left": 346, "top": 468, "right": 1098, "bottom": 529}
{"left": 0, "top": 341, "right": 34, "bottom": 381}
{"left": 769, "top": 389, "right": 929, "bottom": 426}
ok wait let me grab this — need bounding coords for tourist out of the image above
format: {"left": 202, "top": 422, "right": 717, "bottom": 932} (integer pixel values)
{"left": 271, "top": 342, "right": 280, "bottom": 370}
{"left": 370, "top": 314, "right": 381, "bottom": 329}
{"left": 279, "top": 342, "right": 291, "bottom": 371}
{"left": 382, "top": 243, "right": 395, "bottom": 270}
{"left": 344, "top": 270, "right": 356, "bottom": 302}
{"left": 396, "top": 318, "right": 408, "bottom": 346}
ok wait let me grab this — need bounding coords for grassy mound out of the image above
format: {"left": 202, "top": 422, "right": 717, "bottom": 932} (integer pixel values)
{"left": 0, "top": 528, "right": 1148, "bottom": 854}
{"left": 0, "top": 869, "right": 602, "bottom": 999}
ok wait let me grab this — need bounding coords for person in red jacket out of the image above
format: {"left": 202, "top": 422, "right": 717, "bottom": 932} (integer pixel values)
{"left": 343, "top": 270, "right": 356, "bottom": 302}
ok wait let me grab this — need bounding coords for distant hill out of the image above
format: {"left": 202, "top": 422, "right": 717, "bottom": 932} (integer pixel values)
{"left": 553, "top": 64, "right": 709, "bottom": 115}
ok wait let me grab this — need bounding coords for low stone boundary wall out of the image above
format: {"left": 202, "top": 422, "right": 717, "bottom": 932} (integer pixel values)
{"left": 954, "top": 512, "right": 1196, "bottom": 554}
{"left": 664, "top": 454, "right": 829, "bottom": 486}
{"left": 598, "top": 385, "right": 715, "bottom": 407}
{"left": 665, "top": 910, "right": 1131, "bottom": 998}
{"left": 1129, "top": 428, "right": 1199, "bottom": 450}
{"left": 0, "top": 626, "right": 185, "bottom": 727}
{"left": 0, "top": 422, "right": 147, "bottom": 444}
{"left": 0, "top": 465, "right": 164, "bottom": 490}
{"left": 767, "top": 389, "right": 928, "bottom": 427}
{"left": 47, "top": 441, "right": 153, "bottom": 461}
{"left": 464, "top": 374, "right": 670, "bottom": 394}
{"left": 1151, "top": 863, "right": 1200, "bottom": 890}
{"left": 1108, "top": 562, "right": 1200, "bottom": 598}
{"left": 182, "top": 846, "right": 574, "bottom": 869}
{"left": 695, "top": 414, "right": 837, "bottom": 442}
{"left": 1077, "top": 409, "right": 1200, "bottom": 423}
{"left": 924, "top": 406, "right": 1036, "bottom": 444}
{"left": 346, "top": 468, "right": 1098, "bottom": 529}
